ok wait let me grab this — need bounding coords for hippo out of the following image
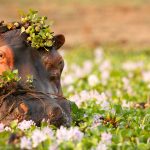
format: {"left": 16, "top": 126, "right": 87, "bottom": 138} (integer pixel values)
{"left": 39, "top": 34, "right": 65, "bottom": 95}
{"left": 0, "top": 27, "right": 71, "bottom": 127}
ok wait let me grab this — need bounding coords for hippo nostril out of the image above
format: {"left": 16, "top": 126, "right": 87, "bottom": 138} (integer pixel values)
{"left": 48, "top": 106, "right": 63, "bottom": 119}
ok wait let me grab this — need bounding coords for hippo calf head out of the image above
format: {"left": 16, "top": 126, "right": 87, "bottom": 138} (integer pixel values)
{"left": 0, "top": 28, "right": 71, "bottom": 126}
{"left": 39, "top": 34, "right": 65, "bottom": 95}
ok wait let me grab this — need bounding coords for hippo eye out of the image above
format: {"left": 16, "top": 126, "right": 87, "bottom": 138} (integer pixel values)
{"left": 59, "top": 60, "right": 64, "bottom": 71}
{"left": 58, "top": 59, "right": 64, "bottom": 67}
{"left": 0, "top": 51, "right": 5, "bottom": 60}
{"left": 59, "top": 60, "right": 63, "bottom": 65}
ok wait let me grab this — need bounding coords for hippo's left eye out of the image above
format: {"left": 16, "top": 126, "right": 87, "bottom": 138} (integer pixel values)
{"left": 58, "top": 60, "right": 64, "bottom": 72}
{"left": 0, "top": 51, "right": 5, "bottom": 60}
{"left": 58, "top": 60, "right": 63, "bottom": 66}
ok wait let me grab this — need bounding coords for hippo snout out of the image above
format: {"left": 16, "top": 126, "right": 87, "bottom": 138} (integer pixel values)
{"left": 0, "top": 93, "right": 71, "bottom": 127}
{"left": 46, "top": 99, "right": 71, "bottom": 127}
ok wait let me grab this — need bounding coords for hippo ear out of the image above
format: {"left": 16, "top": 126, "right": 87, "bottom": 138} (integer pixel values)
{"left": 0, "top": 21, "right": 9, "bottom": 34}
{"left": 53, "top": 34, "right": 65, "bottom": 50}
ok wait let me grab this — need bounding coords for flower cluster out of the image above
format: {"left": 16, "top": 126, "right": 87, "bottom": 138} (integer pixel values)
{"left": 70, "top": 90, "right": 110, "bottom": 110}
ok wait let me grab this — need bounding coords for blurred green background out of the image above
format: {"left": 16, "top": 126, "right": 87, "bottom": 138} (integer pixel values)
{"left": 1, "top": 0, "right": 150, "bottom": 49}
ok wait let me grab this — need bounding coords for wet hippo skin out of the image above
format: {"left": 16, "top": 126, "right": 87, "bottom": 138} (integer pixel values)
{"left": 0, "top": 29, "right": 71, "bottom": 127}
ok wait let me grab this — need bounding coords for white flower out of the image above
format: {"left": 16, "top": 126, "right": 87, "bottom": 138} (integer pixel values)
{"left": 71, "top": 64, "right": 83, "bottom": 78}
{"left": 101, "top": 132, "right": 112, "bottom": 144}
{"left": 67, "top": 85, "right": 74, "bottom": 92}
{"left": 42, "top": 127, "right": 54, "bottom": 139}
{"left": 0, "top": 123, "right": 4, "bottom": 132}
{"left": 92, "top": 115, "right": 103, "bottom": 128}
{"left": 18, "top": 120, "right": 35, "bottom": 131}
{"left": 20, "top": 136, "right": 32, "bottom": 150}
{"left": 49, "top": 143, "right": 58, "bottom": 150}
{"left": 56, "top": 126, "right": 69, "bottom": 142}
{"left": 94, "top": 92, "right": 110, "bottom": 110}
{"left": 94, "top": 47, "right": 104, "bottom": 63}
{"left": 80, "top": 90, "right": 91, "bottom": 101}
{"left": 83, "top": 60, "right": 93, "bottom": 74}
{"left": 101, "top": 70, "right": 110, "bottom": 85}
{"left": 5, "top": 126, "right": 11, "bottom": 131}
{"left": 99, "top": 60, "right": 111, "bottom": 72}
{"left": 122, "top": 77, "right": 133, "bottom": 94}
{"left": 63, "top": 74, "right": 74, "bottom": 85}
{"left": 56, "top": 126, "right": 84, "bottom": 143}
{"left": 70, "top": 90, "right": 110, "bottom": 108}
{"left": 96, "top": 92, "right": 107, "bottom": 104}
{"left": 70, "top": 94, "right": 81, "bottom": 107}
{"left": 68, "top": 127, "right": 84, "bottom": 142}
{"left": 142, "top": 71, "right": 150, "bottom": 82}
{"left": 88, "top": 74, "right": 99, "bottom": 87}
{"left": 122, "top": 61, "right": 143, "bottom": 71}
{"left": 31, "top": 129, "right": 47, "bottom": 148}
{"left": 70, "top": 62, "right": 93, "bottom": 78}
{"left": 96, "top": 141, "right": 107, "bottom": 150}
{"left": 122, "top": 100, "right": 131, "bottom": 108}
{"left": 101, "top": 100, "right": 110, "bottom": 110}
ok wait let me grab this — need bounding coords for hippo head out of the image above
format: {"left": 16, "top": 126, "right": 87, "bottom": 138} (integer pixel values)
{"left": 0, "top": 29, "right": 71, "bottom": 127}
{"left": 39, "top": 34, "right": 65, "bottom": 95}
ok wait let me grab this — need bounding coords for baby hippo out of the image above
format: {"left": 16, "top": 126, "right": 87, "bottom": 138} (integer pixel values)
{"left": 0, "top": 28, "right": 71, "bottom": 127}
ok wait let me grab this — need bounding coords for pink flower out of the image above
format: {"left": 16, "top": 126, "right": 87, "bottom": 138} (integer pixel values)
{"left": 101, "top": 132, "right": 112, "bottom": 144}
{"left": 0, "top": 123, "right": 4, "bottom": 132}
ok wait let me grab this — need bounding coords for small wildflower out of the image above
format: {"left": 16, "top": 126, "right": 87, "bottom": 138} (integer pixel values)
{"left": 96, "top": 141, "right": 107, "bottom": 150}
{"left": 56, "top": 126, "right": 84, "bottom": 143}
{"left": 92, "top": 114, "right": 103, "bottom": 128}
{"left": 20, "top": 136, "right": 32, "bottom": 150}
{"left": 68, "top": 127, "right": 84, "bottom": 142}
{"left": 101, "top": 132, "right": 112, "bottom": 144}
{"left": 63, "top": 74, "right": 74, "bottom": 85}
{"left": 18, "top": 120, "right": 35, "bottom": 131}
{"left": 5, "top": 126, "right": 11, "bottom": 132}
{"left": 31, "top": 129, "right": 47, "bottom": 148}
{"left": 49, "top": 143, "right": 58, "bottom": 150}
{"left": 142, "top": 71, "right": 150, "bottom": 83}
{"left": 56, "top": 126, "right": 69, "bottom": 142}
{"left": 0, "top": 123, "right": 4, "bottom": 132}
{"left": 94, "top": 47, "right": 104, "bottom": 63}
{"left": 122, "top": 61, "right": 143, "bottom": 71}
{"left": 42, "top": 127, "right": 54, "bottom": 139}
{"left": 122, "top": 100, "right": 131, "bottom": 108}
{"left": 88, "top": 74, "right": 99, "bottom": 87}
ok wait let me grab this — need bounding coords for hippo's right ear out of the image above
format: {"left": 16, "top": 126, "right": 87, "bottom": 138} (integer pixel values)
{"left": 53, "top": 34, "right": 65, "bottom": 50}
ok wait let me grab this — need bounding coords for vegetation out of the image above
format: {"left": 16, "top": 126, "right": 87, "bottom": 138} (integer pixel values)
{"left": 20, "top": 10, "right": 54, "bottom": 50}
{"left": 0, "top": 47, "right": 149, "bottom": 150}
